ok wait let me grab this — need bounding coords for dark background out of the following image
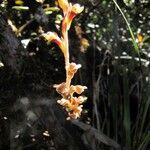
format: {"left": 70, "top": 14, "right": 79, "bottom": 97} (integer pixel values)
{"left": 0, "top": 0, "right": 149, "bottom": 149}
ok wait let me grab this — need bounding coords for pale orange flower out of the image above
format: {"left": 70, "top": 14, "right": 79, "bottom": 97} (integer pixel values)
{"left": 58, "top": 0, "right": 84, "bottom": 32}
{"left": 65, "top": 4, "right": 84, "bottom": 30}
{"left": 58, "top": 96, "right": 83, "bottom": 120}
{"left": 42, "top": 32, "right": 65, "bottom": 54}
{"left": 68, "top": 62, "right": 81, "bottom": 78}
{"left": 57, "top": 98, "right": 69, "bottom": 107}
{"left": 69, "top": 96, "right": 86, "bottom": 106}
{"left": 57, "top": 95, "right": 87, "bottom": 120}
{"left": 70, "top": 85, "right": 87, "bottom": 95}
{"left": 77, "top": 96, "right": 87, "bottom": 103}
{"left": 53, "top": 82, "right": 64, "bottom": 91}
{"left": 53, "top": 82, "right": 68, "bottom": 96}
{"left": 67, "top": 105, "right": 83, "bottom": 120}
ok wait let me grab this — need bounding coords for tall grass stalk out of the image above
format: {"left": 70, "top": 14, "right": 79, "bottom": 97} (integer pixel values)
{"left": 138, "top": 131, "right": 150, "bottom": 150}
{"left": 112, "top": 0, "right": 140, "bottom": 54}
{"left": 123, "top": 74, "right": 131, "bottom": 150}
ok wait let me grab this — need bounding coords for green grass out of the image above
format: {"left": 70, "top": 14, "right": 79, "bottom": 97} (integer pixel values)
{"left": 112, "top": 0, "right": 140, "bottom": 55}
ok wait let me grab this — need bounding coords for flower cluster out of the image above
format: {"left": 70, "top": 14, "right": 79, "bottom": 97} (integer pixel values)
{"left": 54, "top": 82, "right": 87, "bottom": 120}
{"left": 42, "top": 0, "right": 87, "bottom": 119}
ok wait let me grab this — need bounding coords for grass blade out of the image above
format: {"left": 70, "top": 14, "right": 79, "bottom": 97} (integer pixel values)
{"left": 138, "top": 131, "right": 150, "bottom": 150}
{"left": 112, "top": 0, "right": 140, "bottom": 54}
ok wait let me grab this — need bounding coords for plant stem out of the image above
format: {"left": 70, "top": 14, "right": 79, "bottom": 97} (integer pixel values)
{"left": 64, "top": 29, "right": 71, "bottom": 90}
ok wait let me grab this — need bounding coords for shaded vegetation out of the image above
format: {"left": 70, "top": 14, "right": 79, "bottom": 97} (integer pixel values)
{"left": 0, "top": 0, "right": 149, "bottom": 150}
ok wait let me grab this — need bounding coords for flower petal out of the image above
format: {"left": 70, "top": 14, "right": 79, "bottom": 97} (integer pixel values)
{"left": 67, "top": 62, "right": 81, "bottom": 78}
{"left": 58, "top": 0, "right": 69, "bottom": 14}
{"left": 75, "top": 85, "right": 87, "bottom": 94}
{"left": 68, "top": 105, "right": 83, "bottom": 119}
{"left": 42, "top": 32, "right": 58, "bottom": 43}
{"left": 53, "top": 82, "right": 69, "bottom": 97}
{"left": 57, "top": 98, "right": 69, "bottom": 107}
{"left": 62, "top": 4, "right": 84, "bottom": 31}
{"left": 72, "top": 4, "right": 84, "bottom": 14}
{"left": 69, "top": 62, "right": 81, "bottom": 73}
{"left": 77, "top": 96, "right": 87, "bottom": 103}
{"left": 70, "top": 85, "right": 87, "bottom": 95}
{"left": 42, "top": 32, "right": 65, "bottom": 54}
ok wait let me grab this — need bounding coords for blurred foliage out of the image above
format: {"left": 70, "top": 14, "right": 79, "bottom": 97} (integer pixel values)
{"left": 0, "top": 0, "right": 149, "bottom": 150}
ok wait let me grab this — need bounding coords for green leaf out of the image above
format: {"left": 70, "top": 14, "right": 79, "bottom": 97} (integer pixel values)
{"left": 12, "top": 6, "right": 29, "bottom": 10}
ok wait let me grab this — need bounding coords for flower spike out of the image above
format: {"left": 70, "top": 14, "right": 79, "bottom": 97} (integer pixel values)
{"left": 42, "top": 0, "right": 87, "bottom": 120}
